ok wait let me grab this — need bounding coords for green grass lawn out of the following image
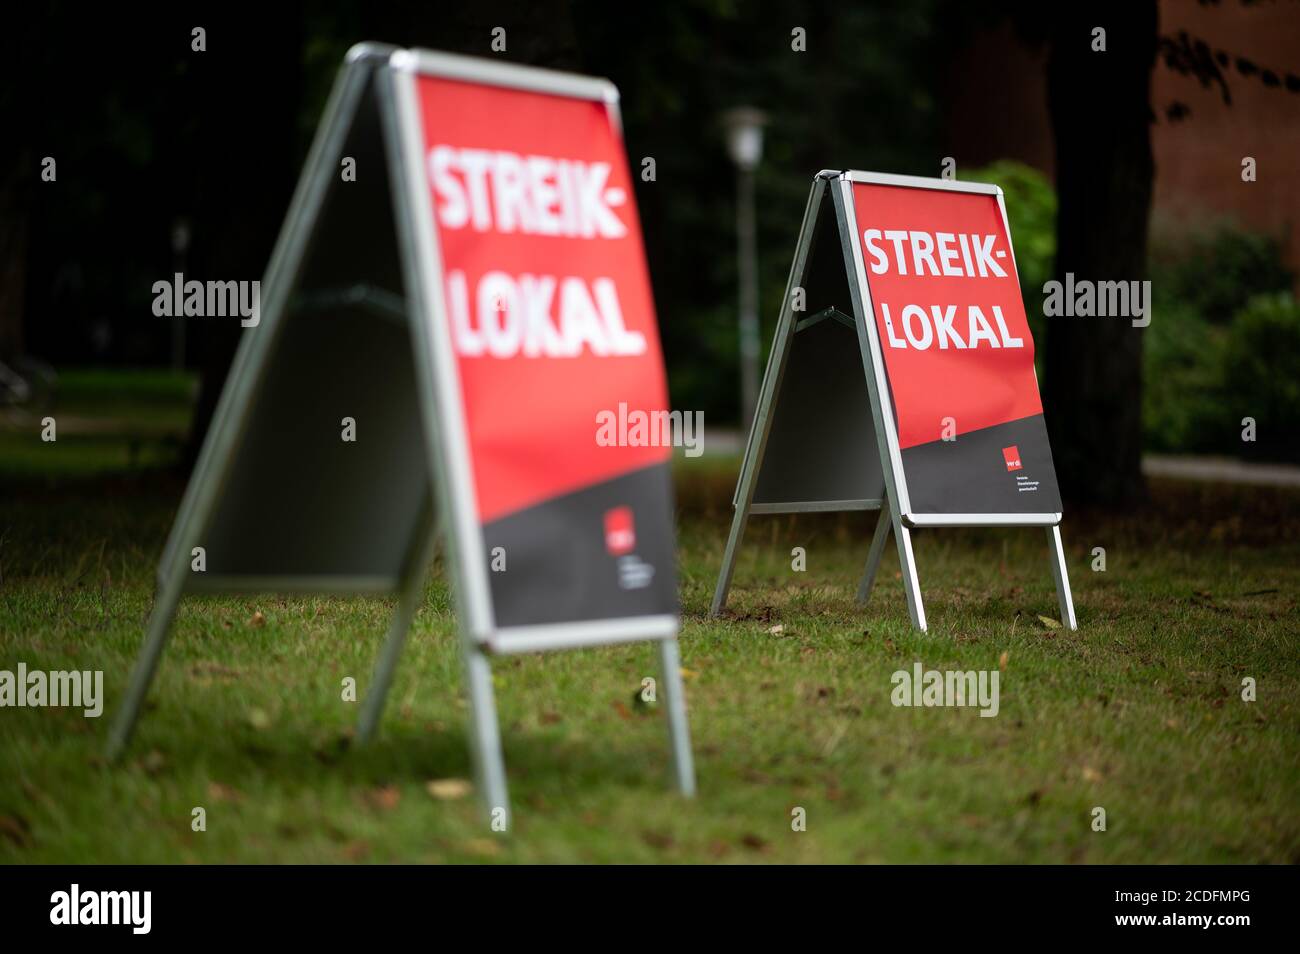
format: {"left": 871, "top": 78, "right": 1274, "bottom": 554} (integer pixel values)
{"left": 1, "top": 375, "right": 1298, "bottom": 863}
{"left": 0, "top": 369, "right": 195, "bottom": 479}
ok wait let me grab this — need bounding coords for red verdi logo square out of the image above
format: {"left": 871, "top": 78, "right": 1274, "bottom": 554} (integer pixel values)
{"left": 1002, "top": 445, "right": 1023, "bottom": 471}
{"left": 604, "top": 506, "right": 636, "bottom": 555}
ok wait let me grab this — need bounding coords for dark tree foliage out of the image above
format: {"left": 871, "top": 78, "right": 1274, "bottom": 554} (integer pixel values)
{"left": 1157, "top": 24, "right": 1300, "bottom": 120}
{"left": 26, "top": 0, "right": 1268, "bottom": 507}
{"left": 5, "top": 0, "right": 945, "bottom": 459}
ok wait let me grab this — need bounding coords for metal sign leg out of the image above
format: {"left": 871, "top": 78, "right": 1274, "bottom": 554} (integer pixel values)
{"left": 355, "top": 589, "right": 421, "bottom": 744}
{"left": 1046, "top": 525, "right": 1078, "bottom": 630}
{"left": 711, "top": 178, "right": 830, "bottom": 618}
{"left": 462, "top": 648, "right": 510, "bottom": 828}
{"left": 656, "top": 637, "right": 696, "bottom": 797}
{"left": 107, "top": 54, "right": 390, "bottom": 760}
{"left": 105, "top": 563, "right": 186, "bottom": 761}
{"left": 894, "top": 521, "right": 928, "bottom": 632}
{"left": 356, "top": 512, "right": 440, "bottom": 743}
{"left": 856, "top": 505, "right": 893, "bottom": 606}
{"left": 710, "top": 505, "right": 752, "bottom": 617}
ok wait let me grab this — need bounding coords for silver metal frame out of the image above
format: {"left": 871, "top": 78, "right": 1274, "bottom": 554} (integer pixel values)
{"left": 713, "top": 173, "right": 836, "bottom": 613}
{"left": 107, "top": 43, "right": 403, "bottom": 764}
{"left": 750, "top": 499, "right": 882, "bottom": 514}
{"left": 711, "top": 170, "right": 1077, "bottom": 633}
{"left": 107, "top": 46, "right": 696, "bottom": 827}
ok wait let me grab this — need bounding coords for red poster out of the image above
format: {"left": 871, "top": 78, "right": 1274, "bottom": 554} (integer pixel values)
{"left": 414, "top": 73, "right": 677, "bottom": 628}
{"left": 851, "top": 181, "right": 1062, "bottom": 515}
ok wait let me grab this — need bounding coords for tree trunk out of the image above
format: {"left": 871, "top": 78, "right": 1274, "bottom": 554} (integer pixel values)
{"left": 1044, "top": 5, "right": 1157, "bottom": 506}
{"left": 0, "top": 14, "right": 34, "bottom": 364}
{"left": 0, "top": 161, "right": 28, "bottom": 364}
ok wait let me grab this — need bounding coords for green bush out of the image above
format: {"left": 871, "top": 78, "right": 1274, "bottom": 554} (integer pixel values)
{"left": 959, "top": 168, "right": 1300, "bottom": 463}
{"left": 1143, "top": 303, "right": 1230, "bottom": 454}
{"left": 1145, "top": 292, "right": 1300, "bottom": 462}
{"left": 1216, "top": 292, "right": 1300, "bottom": 462}
{"left": 1150, "top": 227, "right": 1293, "bottom": 325}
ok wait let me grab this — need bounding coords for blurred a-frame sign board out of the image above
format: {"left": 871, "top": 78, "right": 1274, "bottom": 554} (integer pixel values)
{"left": 712, "top": 170, "right": 1077, "bottom": 632}
{"left": 108, "top": 44, "right": 695, "bottom": 825}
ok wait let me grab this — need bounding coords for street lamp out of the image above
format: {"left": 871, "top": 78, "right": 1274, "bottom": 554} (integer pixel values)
{"left": 722, "top": 106, "right": 767, "bottom": 434}
{"left": 170, "top": 217, "right": 191, "bottom": 371}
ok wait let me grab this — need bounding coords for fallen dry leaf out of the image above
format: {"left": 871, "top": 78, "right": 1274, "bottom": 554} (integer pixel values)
{"left": 426, "top": 778, "right": 472, "bottom": 801}
{"left": 365, "top": 786, "right": 402, "bottom": 811}
{"left": 206, "top": 781, "right": 243, "bottom": 804}
{"left": 0, "top": 814, "right": 32, "bottom": 848}
{"left": 740, "top": 833, "right": 770, "bottom": 852}
{"left": 1038, "top": 615, "right": 1062, "bottom": 630}
{"left": 140, "top": 750, "right": 167, "bottom": 776}
{"left": 641, "top": 830, "right": 674, "bottom": 851}
{"left": 189, "top": 661, "right": 241, "bottom": 681}
{"left": 249, "top": 611, "right": 266, "bottom": 627}
{"left": 999, "top": 651, "right": 1009, "bottom": 671}
{"left": 463, "top": 838, "right": 501, "bottom": 858}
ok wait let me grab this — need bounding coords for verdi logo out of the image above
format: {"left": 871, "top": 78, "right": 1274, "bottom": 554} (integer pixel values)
{"left": 604, "top": 505, "right": 636, "bottom": 556}
{"left": 50, "top": 884, "right": 151, "bottom": 934}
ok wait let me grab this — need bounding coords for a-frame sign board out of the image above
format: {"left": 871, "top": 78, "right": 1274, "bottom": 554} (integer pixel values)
{"left": 712, "top": 170, "right": 1077, "bottom": 633}
{"left": 107, "top": 44, "right": 695, "bottom": 825}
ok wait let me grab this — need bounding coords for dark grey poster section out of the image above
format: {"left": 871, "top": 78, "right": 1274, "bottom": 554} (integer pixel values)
{"left": 484, "top": 463, "right": 677, "bottom": 628}
{"left": 165, "top": 57, "right": 428, "bottom": 590}
{"left": 900, "top": 414, "right": 1063, "bottom": 516}
{"left": 750, "top": 198, "right": 885, "bottom": 511}
{"left": 175, "top": 57, "right": 428, "bottom": 592}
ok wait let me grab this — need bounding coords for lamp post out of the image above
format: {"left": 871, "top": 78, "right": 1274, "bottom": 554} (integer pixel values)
{"left": 170, "top": 217, "right": 191, "bottom": 371}
{"left": 722, "top": 107, "right": 767, "bottom": 434}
